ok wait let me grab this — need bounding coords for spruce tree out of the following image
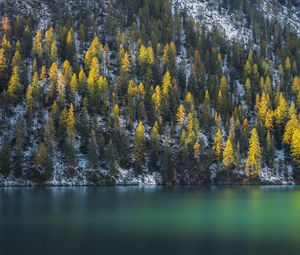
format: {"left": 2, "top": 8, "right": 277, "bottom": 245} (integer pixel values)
{"left": 134, "top": 121, "right": 146, "bottom": 173}
{"left": 150, "top": 121, "right": 160, "bottom": 171}
{"left": 87, "top": 129, "right": 98, "bottom": 168}
{"left": 105, "top": 140, "right": 118, "bottom": 176}
{"left": 0, "top": 135, "right": 11, "bottom": 177}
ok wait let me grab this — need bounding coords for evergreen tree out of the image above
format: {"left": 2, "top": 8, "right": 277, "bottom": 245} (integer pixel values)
{"left": 150, "top": 121, "right": 160, "bottom": 171}
{"left": 35, "top": 142, "right": 53, "bottom": 181}
{"left": 44, "top": 116, "right": 56, "bottom": 153}
{"left": 266, "top": 131, "right": 275, "bottom": 168}
{"left": 105, "top": 140, "right": 118, "bottom": 176}
{"left": 87, "top": 129, "right": 98, "bottom": 168}
{"left": 162, "top": 136, "right": 173, "bottom": 185}
{"left": 0, "top": 135, "right": 11, "bottom": 177}
{"left": 134, "top": 121, "right": 146, "bottom": 173}
{"left": 203, "top": 90, "right": 212, "bottom": 127}
{"left": 14, "top": 119, "right": 24, "bottom": 178}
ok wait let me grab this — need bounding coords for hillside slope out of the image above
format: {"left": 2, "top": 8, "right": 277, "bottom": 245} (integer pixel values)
{"left": 0, "top": 0, "right": 299, "bottom": 186}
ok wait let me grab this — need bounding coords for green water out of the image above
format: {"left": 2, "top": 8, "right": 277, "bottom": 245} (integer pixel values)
{"left": 1, "top": 186, "right": 300, "bottom": 255}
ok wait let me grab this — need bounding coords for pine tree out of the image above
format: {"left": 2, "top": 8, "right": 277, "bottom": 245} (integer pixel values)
{"left": 35, "top": 142, "right": 53, "bottom": 181}
{"left": 25, "top": 85, "right": 34, "bottom": 123}
{"left": 216, "top": 89, "right": 223, "bottom": 114}
{"left": 245, "top": 78, "right": 252, "bottom": 107}
{"left": 77, "top": 107, "right": 89, "bottom": 153}
{"left": 203, "top": 90, "right": 212, "bottom": 127}
{"left": 0, "top": 135, "right": 11, "bottom": 177}
{"left": 266, "top": 131, "right": 275, "bottom": 168}
{"left": 151, "top": 121, "right": 160, "bottom": 152}
{"left": 106, "top": 140, "right": 118, "bottom": 176}
{"left": 150, "top": 121, "right": 160, "bottom": 171}
{"left": 70, "top": 73, "right": 78, "bottom": 103}
{"left": 245, "top": 128, "right": 261, "bottom": 178}
{"left": 87, "top": 129, "right": 99, "bottom": 168}
{"left": 67, "top": 104, "right": 76, "bottom": 140}
{"left": 35, "top": 143, "right": 48, "bottom": 167}
{"left": 162, "top": 136, "right": 173, "bottom": 185}
{"left": 58, "top": 107, "right": 68, "bottom": 143}
{"left": 44, "top": 116, "right": 56, "bottom": 153}
{"left": 65, "top": 27, "right": 76, "bottom": 61}
{"left": 50, "top": 41, "right": 58, "bottom": 63}
{"left": 14, "top": 119, "right": 24, "bottom": 178}
{"left": 112, "top": 104, "right": 120, "bottom": 129}
{"left": 134, "top": 121, "right": 146, "bottom": 173}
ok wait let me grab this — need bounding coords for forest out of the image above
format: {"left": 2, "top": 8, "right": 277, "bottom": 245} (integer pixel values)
{"left": 0, "top": 0, "right": 300, "bottom": 186}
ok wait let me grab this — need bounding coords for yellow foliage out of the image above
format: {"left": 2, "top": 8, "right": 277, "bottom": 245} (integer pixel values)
{"left": 245, "top": 128, "right": 261, "bottom": 177}
{"left": 223, "top": 138, "right": 234, "bottom": 168}
{"left": 176, "top": 104, "right": 185, "bottom": 126}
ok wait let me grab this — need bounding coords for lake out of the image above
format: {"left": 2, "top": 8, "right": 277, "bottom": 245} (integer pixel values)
{"left": 1, "top": 186, "right": 300, "bottom": 255}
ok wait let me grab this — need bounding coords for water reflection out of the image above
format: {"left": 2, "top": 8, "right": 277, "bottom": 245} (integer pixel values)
{"left": 1, "top": 186, "right": 300, "bottom": 255}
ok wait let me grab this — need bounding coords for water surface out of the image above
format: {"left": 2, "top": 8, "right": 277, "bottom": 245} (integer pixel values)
{"left": 1, "top": 186, "right": 300, "bottom": 255}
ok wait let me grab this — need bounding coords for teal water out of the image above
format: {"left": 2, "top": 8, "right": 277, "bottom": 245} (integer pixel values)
{"left": 1, "top": 186, "right": 300, "bottom": 255}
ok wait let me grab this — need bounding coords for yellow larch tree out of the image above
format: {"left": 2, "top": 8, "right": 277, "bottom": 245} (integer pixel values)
{"left": 245, "top": 128, "right": 261, "bottom": 178}
{"left": 283, "top": 114, "right": 299, "bottom": 146}
{"left": 223, "top": 137, "right": 234, "bottom": 168}
{"left": 176, "top": 104, "right": 185, "bottom": 127}
{"left": 213, "top": 128, "right": 223, "bottom": 161}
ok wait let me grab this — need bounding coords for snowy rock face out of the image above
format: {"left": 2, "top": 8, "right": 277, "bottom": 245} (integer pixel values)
{"left": 172, "top": 0, "right": 300, "bottom": 42}
{"left": 172, "top": 0, "right": 253, "bottom": 43}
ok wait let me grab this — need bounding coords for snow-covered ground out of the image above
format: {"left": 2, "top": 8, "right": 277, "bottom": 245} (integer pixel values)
{"left": 172, "top": 0, "right": 300, "bottom": 44}
{"left": 261, "top": 0, "right": 300, "bottom": 37}
{"left": 172, "top": 0, "right": 253, "bottom": 43}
